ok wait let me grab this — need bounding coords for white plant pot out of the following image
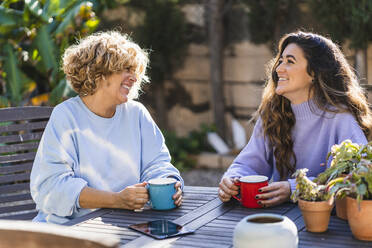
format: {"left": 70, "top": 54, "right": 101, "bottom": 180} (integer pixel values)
{"left": 233, "top": 213, "right": 298, "bottom": 248}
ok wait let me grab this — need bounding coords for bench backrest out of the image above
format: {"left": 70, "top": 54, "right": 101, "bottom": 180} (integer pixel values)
{"left": 0, "top": 106, "right": 53, "bottom": 220}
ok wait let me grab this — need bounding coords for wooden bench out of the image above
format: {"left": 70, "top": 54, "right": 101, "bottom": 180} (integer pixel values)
{"left": 0, "top": 106, "right": 53, "bottom": 220}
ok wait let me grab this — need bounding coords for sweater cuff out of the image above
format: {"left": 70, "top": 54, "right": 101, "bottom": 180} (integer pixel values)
{"left": 75, "top": 182, "right": 88, "bottom": 210}
{"left": 222, "top": 171, "right": 241, "bottom": 180}
{"left": 288, "top": 178, "right": 296, "bottom": 196}
{"left": 165, "top": 174, "right": 184, "bottom": 190}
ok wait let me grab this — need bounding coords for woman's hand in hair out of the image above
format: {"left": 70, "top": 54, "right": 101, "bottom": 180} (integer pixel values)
{"left": 218, "top": 177, "right": 239, "bottom": 202}
{"left": 255, "top": 181, "right": 291, "bottom": 207}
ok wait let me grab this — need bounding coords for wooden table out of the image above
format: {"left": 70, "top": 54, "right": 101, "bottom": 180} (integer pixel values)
{"left": 64, "top": 186, "right": 372, "bottom": 248}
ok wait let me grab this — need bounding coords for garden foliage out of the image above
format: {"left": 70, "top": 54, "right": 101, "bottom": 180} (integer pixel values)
{"left": 0, "top": 0, "right": 101, "bottom": 107}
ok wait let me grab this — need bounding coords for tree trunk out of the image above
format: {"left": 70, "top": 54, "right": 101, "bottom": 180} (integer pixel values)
{"left": 355, "top": 48, "right": 367, "bottom": 84}
{"left": 154, "top": 83, "right": 168, "bottom": 130}
{"left": 208, "top": 0, "right": 227, "bottom": 141}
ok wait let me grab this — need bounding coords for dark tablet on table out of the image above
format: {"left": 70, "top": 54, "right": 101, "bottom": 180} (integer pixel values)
{"left": 128, "top": 220, "right": 194, "bottom": 240}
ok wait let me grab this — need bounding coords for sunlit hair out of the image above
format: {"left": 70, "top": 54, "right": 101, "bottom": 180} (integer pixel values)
{"left": 257, "top": 31, "right": 372, "bottom": 180}
{"left": 62, "top": 31, "right": 149, "bottom": 99}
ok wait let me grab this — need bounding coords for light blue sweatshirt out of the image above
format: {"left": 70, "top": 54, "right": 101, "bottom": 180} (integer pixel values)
{"left": 30, "top": 96, "right": 183, "bottom": 224}
{"left": 223, "top": 100, "right": 367, "bottom": 192}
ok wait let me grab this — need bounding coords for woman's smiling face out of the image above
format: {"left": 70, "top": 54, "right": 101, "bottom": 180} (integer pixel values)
{"left": 275, "top": 43, "right": 314, "bottom": 104}
{"left": 100, "top": 69, "right": 137, "bottom": 105}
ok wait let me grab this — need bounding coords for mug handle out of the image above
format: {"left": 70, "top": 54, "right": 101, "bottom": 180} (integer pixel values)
{"left": 232, "top": 180, "right": 241, "bottom": 202}
{"left": 145, "top": 183, "right": 152, "bottom": 207}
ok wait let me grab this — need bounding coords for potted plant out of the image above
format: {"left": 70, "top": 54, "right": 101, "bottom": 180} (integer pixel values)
{"left": 325, "top": 151, "right": 372, "bottom": 241}
{"left": 315, "top": 140, "right": 362, "bottom": 220}
{"left": 291, "top": 168, "right": 333, "bottom": 233}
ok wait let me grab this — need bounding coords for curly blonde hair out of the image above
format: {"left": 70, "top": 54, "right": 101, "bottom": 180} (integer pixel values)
{"left": 258, "top": 31, "right": 372, "bottom": 180}
{"left": 62, "top": 31, "right": 149, "bottom": 99}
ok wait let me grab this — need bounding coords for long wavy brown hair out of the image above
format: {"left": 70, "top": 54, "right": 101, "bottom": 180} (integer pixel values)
{"left": 257, "top": 31, "right": 372, "bottom": 180}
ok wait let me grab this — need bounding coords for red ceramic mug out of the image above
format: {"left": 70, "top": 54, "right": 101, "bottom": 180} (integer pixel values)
{"left": 232, "top": 175, "right": 268, "bottom": 208}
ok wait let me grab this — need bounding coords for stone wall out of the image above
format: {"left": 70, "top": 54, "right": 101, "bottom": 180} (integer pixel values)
{"left": 170, "top": 41, "right": 272, "bottom": 137}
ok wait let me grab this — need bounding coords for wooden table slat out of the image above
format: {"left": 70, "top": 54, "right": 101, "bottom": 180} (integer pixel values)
{"left": 0, "top": 211, "right": 37, "bottom": 220}
{"left": 64, "top": 209, "right": 113, "bottom": 226}
{"left": 192, "top": 228, "right": 234, "bottom": 237}
{"left": 71, "top": 225, "right": 139, "bottom": 237}
{"left": 107, "top": 209, "right": 188, "bottom": 218}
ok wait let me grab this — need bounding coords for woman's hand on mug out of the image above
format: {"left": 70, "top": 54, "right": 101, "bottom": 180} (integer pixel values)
{"left": 116, "top": 182, "right": 149, "bottom": 210}
{"left": 173, "top": 181, "right": 183, "bottom": 207}
{"left": 218, "top": 177, "right": 239, "bottom": 202}
{"left": 255, "top": 181, "right": 290, "bottom": 207}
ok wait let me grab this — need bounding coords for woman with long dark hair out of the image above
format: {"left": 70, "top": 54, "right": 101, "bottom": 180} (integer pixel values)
{"left": 219, "top": 31, "right": 372, "bottom": 207}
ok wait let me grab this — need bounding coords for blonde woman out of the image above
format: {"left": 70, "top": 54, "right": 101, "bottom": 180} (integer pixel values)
{"left": 31, "top": 31, "right": 183, "bottom": 224}
{"left": 219, "top": 31, "right": 372, "bottom": 208}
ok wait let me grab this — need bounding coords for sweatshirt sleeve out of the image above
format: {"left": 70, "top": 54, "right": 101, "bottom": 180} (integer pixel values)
{"left": 30, "top": 107, "right": 88, "bottom": 217}
{"left": 138, "top": 104, "right": 184, "bottom": 188}
{"left": 288, "top": 112, "right": 368, "bottom": 194}
{"left": 325, "top": 113, "right": 368, "bottom": 168}
{"left": 338, "top": 114, "right": 367, "bottom": 145}
{"left": 223, "top": 118, "right": 273, "bottom": 180}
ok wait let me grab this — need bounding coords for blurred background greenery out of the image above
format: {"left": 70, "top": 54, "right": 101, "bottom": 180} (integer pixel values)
{"left": 1, "top": 0, "right": 371, "bottom": 171}
{"left": 0, "top": 0, "right": 102, "bottom": 107}
{"left": 164, "top": 123, "right": 216, "bottom": 171}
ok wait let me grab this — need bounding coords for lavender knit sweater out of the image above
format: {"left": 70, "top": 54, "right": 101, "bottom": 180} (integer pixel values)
{"left": 223, "top": 100, "right": 367, "bottom": 192}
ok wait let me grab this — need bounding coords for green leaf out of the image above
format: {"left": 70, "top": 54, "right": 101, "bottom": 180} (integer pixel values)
{"left": 34, "top": 24, "right": 59, "bottom": 86}
{"left": 0, "top": 6, "right": 23, "bottom": 27}
{"left": 0, "top": 95, "right": 9, "bottom": 107}
{"left": 54, "top": 2, "right": 83, "bottom": 35}
{"left": 357, "top": 183, "right": 367, "bottom": 197}
{"left": 1, "top": 0, "right": 21, "bottom": 8}
{"left": 20, "top": 72, "right": 34, "bottom": 95}
{"left": 366, "top": 173, "right": 372, "bottom": 194}
{"left": 3, "top": 44, "right": 22, "bottom": 104}
{"left": 43, "top": 0, "right": 77, "bottom": 18}
{"left": 49, "top": 78, "right": 67, "bottom": 105}
{"left": 24, "top": 0, "right": 48, "bottom": 21}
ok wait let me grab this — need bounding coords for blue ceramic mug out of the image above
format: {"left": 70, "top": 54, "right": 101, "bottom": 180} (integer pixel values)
{"left": 148, "top": 178, "right": 177, "bottom": 210}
